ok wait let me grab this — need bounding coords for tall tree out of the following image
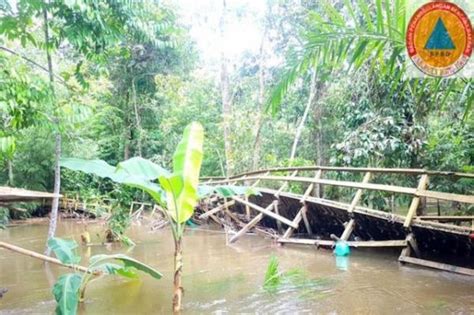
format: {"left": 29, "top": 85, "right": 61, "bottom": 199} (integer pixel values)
{"left": 0, "top": 0, "right": 162, "bottom": 255}
{"left": 252, "top": 28, "right": 267, "bottom": 171}
{"left": 219, "top": 0, "right": 234, "bottom": 176}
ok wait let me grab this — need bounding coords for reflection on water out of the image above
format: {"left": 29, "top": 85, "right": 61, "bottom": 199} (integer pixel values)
{"left": 0, "top": 221, "right": 473, "bottom": 314}
{"left": 335, "top": 256, "right": 349, "bottom": 271}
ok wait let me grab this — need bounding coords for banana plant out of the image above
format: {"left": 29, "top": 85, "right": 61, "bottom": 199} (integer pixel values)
{"left": 48, "top": 237, "right": 162, "bottom": 315}
{"left": 60, "top": 122, "right": 254, "bottom": 313}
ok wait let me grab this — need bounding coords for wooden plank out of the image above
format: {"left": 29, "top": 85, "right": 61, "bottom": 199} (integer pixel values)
{"left": 229, "top": 208, "right": 268, "bottom": 243}
{"left": 277, "top": 238, "right": 334, "bottom": 246}
{"left": 212, "top": 174, "right": 474, "bottom": 204}
{"left": 340, "top": 219, "right": 355, "bottom": 241}
{"left": 244, "top": 195, "right": 251, "bottom": 220}
{"left": 273, "top": 200, "right": 283, "bottom": 234}
{"left": 301, "top": 170, "right": 322, "bottom": 203}
{"left": 199, "top": 204, "right": 223, "bottom": 226}
{"left": 231, "top": 196, "right": 298, "bottom": 228}
{"left": 407, "top": 233, "right": 421, "bottom": 258}
{"left": 246, "top": 175, "right": 415, "bottom": 195}
{"left": 404, "top": 174, "right": 429, "bottom": 228}
{"left": 301, "top": 205, "right": 313, "bottom": 235}
{"left": 282, "top": 206, "right": 305, "bottom": 239}
{"left": 399, "top": 256, "right": 474, "bottom": 276}
{"left": 417, "top": 216, "right": 474, "bottom": 222}
{"left": 417, "top": 190, "right": 474, "bottom": 204}
{"left": 277, "top": 238, "right": 407, "bottom": 248}
{"left": 348, "top": 172, "right": 371, "bottom": 213}
{"left": 199, "top": 200, "right": 235, "bottom": 219}
{"left": 349, "top": 240, "right": 407, "bottom": 247}
{"left": 275, "top": 170, "right": 298, "bottom": 197}
{"left": 203, "top": 167, "right": 474, "bottom": 181}
{"left": 251, "top": 171, "right": 270, "bottom": 187}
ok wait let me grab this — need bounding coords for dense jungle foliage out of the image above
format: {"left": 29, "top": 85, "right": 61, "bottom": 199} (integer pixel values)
{"left": 0, "top": 0, "right": 472, "bottom": 219}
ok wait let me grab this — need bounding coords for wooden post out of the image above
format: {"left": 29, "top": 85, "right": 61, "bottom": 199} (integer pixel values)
{"left": 348, "top": 172, "right": 371, "bottom": 213}
{"left": 282, "top": 205, "right": 305, "bottom": 239}
{"left": 301, "top": 205, "right": 313, "bottom": 235}
{"left": 229, "top": 204, "right": 274, "bottom": 243}
{"left": 244, "top": 195, "right": 251, "bottom": 220}
{"left": 275, "top": 170, "right": 298, "bottom": 198}
{"left": 404, "top": 174, "right": 429, "bottom": 228}
{"left": 398, "top": 255, "right": 474, "bottom": 276}
{"left": 340, "top": 219, "right": 355, "bottom": 241}
{"left": 251, "top": 171, "right": 269, "bottom": 187}
{"left": 273, "top": 200, "right": 283, "bottom": 234}
{"left": 199, "top": 200, "right": 235, "bottom": 219}
{"left": 314, "top": 169, "right": 322, "bottom": 198}
{"left": 232, "top": 196, "right": 297, "bottom": 228}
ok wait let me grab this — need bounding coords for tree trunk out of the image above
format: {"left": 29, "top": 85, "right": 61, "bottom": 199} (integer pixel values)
{"left": 132, "top": 79, "right": 143, "bottom": 157}
{"left": 43, "top": 2, "right": 61, "bottom": 256}
{"left": 123, "top": 92, "right": 131, "bottom": 160}
{"left": 220, "top": 0, "right": 233, "bottom": 176}
{"left": 45, "top": 134, "right": 61, "bottom": 256}
{"left": 252, "top": 29, "right": 267, "bottom": 171}
{"left": 289, "top": 70, "right": 317, "bottom": 162}
{"left": 7, "top": 159, "right": 13, "bottom": 186}
{"left": 172, "top": 238, "right": 183, "bottom": 314}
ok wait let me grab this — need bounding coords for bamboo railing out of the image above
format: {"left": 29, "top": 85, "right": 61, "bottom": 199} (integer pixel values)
{"left": 201, "top": 166, "right": 474, "bottom": 276}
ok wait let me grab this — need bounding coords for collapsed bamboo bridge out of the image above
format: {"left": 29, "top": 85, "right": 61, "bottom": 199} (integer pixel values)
{"left": 200, "top": 166, "right": 474, "bottom": 276}
{"left": 2, "top": 167, "right": 473, "bottom": 276}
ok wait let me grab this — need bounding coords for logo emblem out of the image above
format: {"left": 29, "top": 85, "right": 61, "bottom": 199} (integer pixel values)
{"left": 406, "top": 1, "right": 473, "bottom": 77}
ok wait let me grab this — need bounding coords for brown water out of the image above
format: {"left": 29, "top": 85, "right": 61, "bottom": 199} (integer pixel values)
{"left": 0, "top": 221, "right": 473, "bottom": 314}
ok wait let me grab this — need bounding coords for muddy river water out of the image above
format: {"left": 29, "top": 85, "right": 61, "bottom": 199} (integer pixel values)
{"left": 0, "top": 221, "right": 473, "bottom": 314}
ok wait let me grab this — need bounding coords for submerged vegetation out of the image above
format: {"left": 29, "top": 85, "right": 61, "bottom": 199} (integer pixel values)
{"left": 61, "top": 122, "right": 252, "bottom": 312}
{"left": 263, "top": 255, "right": 333, "bottom": 298}
{"left": 48, "top": 237, "right": 162, "bottom": 315}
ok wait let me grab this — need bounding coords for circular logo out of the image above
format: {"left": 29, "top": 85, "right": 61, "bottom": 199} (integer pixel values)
{"left": 406, "top": 1, "right": 473, "bottom": 77}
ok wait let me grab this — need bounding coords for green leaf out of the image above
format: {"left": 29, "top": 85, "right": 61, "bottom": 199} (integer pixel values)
{"left": 48, "top": 238, "right": 81, "bottom": 265}
{"left": 170, "top": 122, "right": 204, "bottom": 223}
{"left": 52, "top": 273, "right": 82, "bottom": 315}
{"left": 117, "top": 157, "right": 170, "bottom": 180}
{"left": 60, "top": 157, "right": 167, "bottom": 205}
{"left": 263, "top": 255, "right": 281, "bottom": 292}
{"left": 60, "top": 158, "right": 119, "bottom": 180}
{"left": 89, "top": 254, "right": 163, "bottom": 279}
{"left": 198, "top": 185, "right": 259, "bottom": 198}
{"left": 158, "top": 174, "right": 184, "bottom": 222}
{"left": 92, "top": 262, "right": 139, "bottom": 279}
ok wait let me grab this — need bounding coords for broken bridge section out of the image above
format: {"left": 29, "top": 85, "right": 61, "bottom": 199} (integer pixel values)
{"left": 199, "top": 166, "right": 474, "bottom": 276}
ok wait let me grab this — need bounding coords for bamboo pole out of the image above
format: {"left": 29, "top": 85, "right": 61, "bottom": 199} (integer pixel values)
{"left": 199, "top": 200, "right": 235, "bottom": 219}
{"left": 340, "top": 219, "right": 355, "bottom": 241}
{"left": 278, "top": 238, "right": 407, "bottom": 248}
{"left": 223, "top": 174, "right": 471, "bottom": 204}
{"left": 301, "top": 206, "right": 313, "bottom": 235}
{"left": 275, "top": 170, "right": 298, "bottom": 197}
{"left": 0, "top": 241, "right": 93, "bottom": 274}
{"left": 399, "top": 255, "right": 474, "bottom": 276}
{"left": 231, "top": 196, "right": 297, "bottom": 228}
{"left": 229, "top": 212, "right": 265, "bottom": 243}
{"left": 201, "top": 166, "right": 474, "bottom": 181}
{"left": 348, "top": 172, "right": 371, "bottom": 212}
{"left": 282, "top": 205, "right": 305, "bottom": 239}
{"left": 404, "top": 174, "right": 429, "bottom": 228}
